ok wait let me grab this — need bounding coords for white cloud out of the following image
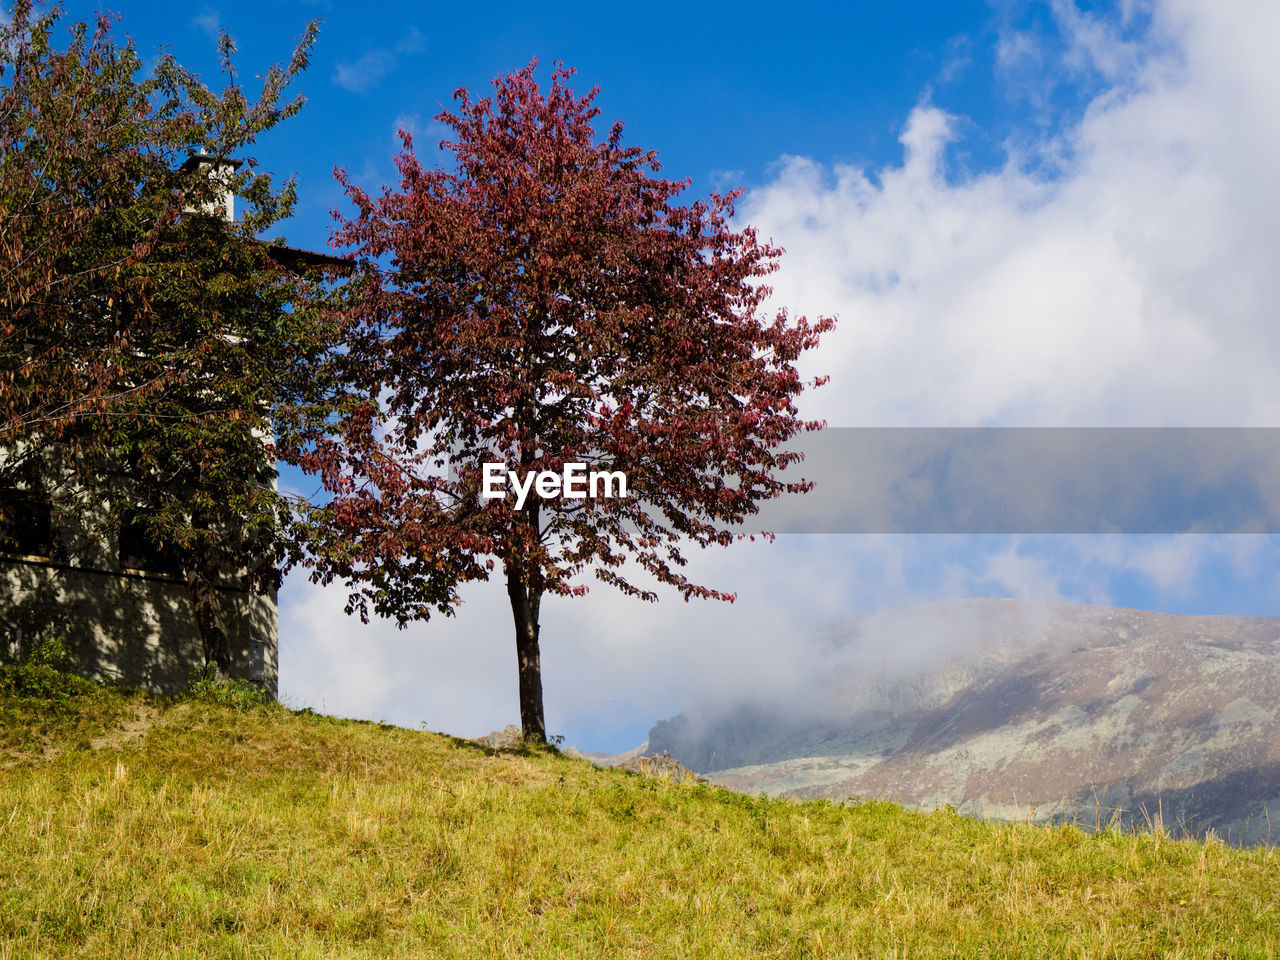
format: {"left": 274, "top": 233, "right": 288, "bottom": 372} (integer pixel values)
{"left": 333, "top": 27, "right": 425, "bottom": 94}
{"left": 1051, "top": 0, "right": 1147, "bottom": 80}
{"left": 937, "top": 34, "right": 975, "bottom": 85}
{"left": 976, "top": 542, "right": 1067, "bottom": 600}
{"left": 191, "top": 9, "right": 220, "bottom": 40}
{"left": 1067, "top": 534, "right": 1267, "bottom": 595}
{"left": 746, "top": 0, "right": 1280, "bottom": 430}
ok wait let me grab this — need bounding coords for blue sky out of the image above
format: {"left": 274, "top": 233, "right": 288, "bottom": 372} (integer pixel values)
{"left": 50, "top": 0, "right": 1118, "bottom": 246}
{"left": 42, "top": 0, "right": 1280, "bottom": 749}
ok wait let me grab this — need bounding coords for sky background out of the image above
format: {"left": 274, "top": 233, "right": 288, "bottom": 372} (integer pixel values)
{"left": 38, "top": 0, "right": 1280, "bottom": 750}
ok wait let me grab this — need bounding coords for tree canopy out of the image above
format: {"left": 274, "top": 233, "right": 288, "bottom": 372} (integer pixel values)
{"left": 301, "top": 62, "right": 835, "bottom": 741}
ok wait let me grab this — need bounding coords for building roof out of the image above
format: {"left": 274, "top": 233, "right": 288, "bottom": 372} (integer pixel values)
{"left": 261, "top": 242, "right": 354, "bottom": 272}
{"left": 179, "top": 155, "right": 245, "bottom": 172}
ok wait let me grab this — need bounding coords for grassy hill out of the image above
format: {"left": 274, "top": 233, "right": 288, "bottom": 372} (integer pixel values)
{"left": 2, "top": 652, "right": 1279, "bottom": 959}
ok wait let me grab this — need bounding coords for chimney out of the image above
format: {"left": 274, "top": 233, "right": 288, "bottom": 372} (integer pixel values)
{"left": 180, "top": 154, "right": 242, "bottom": 223}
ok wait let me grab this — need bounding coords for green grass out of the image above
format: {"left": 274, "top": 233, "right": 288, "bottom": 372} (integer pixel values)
{"left": 1, "top": 664, "right": 1278, "bottom": 958}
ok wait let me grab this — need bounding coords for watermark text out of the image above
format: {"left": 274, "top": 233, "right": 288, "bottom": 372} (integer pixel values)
{"left": 481, "top": 463, "right": 627, "bottom": 509}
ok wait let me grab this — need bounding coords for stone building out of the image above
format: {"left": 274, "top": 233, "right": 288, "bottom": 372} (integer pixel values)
{"left": 0, "top": 159, "right": 347, "bottom": 696}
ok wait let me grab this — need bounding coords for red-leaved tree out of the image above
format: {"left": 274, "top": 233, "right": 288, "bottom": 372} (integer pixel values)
{"left": 300, "top": 62, "right": 835, "bottom": 742}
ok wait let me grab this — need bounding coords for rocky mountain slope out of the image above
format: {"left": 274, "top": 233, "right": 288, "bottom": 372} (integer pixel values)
{"left": 647, "top": 599, "right": 1280, "bottom": 844}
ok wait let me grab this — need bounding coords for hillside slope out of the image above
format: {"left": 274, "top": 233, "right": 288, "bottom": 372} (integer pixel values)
{"left": 1, "top": 656, "right": 1279, "bottom": 958}
{"left": 649, "top": 600, "right": 1280, "bottom": 845}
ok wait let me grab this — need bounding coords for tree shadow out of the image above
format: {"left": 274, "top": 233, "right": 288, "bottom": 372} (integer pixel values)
{"left": 1, "top": 555, "right": 275, "bottom": 696}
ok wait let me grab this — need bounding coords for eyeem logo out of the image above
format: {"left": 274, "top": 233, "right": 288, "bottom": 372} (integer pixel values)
{"left": 482, "top": 463, "right": 628, "bottom": 509}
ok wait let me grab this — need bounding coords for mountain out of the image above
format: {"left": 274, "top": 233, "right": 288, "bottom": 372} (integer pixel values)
{"left": 647, "top": 599, "right": 1280, "bottom": 845}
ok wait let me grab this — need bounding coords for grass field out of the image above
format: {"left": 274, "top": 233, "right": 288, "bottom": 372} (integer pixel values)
{"left": 2, "top": 651, "right": 1278, "bottom": 958}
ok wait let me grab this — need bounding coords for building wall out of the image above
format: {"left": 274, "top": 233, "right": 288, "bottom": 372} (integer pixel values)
{"left": 0, "top": 556, "right": 277, "bottom": 696}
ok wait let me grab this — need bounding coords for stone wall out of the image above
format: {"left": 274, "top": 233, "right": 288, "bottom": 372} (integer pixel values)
{"left": 0, "top": 556, "right": 277, "bottom": 696}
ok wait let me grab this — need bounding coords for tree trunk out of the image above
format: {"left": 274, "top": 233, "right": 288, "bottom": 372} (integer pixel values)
{"left": 506, "top": 549, "right": 546, "bottom": 744}
{"left": 186, "top": 561, "right": 232, "bottom": 681}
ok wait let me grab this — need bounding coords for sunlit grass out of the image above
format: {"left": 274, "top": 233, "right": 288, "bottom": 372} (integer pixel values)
{"left": 1, "top": 667, "right": 1278, "bottom": 958}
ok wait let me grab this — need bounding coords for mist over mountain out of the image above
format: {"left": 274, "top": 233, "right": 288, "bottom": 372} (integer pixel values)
{"left": 647, "top": 599, "right": 1280, "bottom": 845}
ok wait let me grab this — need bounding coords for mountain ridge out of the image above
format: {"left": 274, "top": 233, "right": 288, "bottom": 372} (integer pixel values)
{"left": 647, "top": 599, "right": 1280, "bottom": 844}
